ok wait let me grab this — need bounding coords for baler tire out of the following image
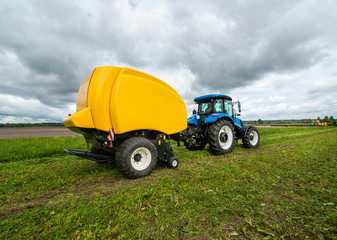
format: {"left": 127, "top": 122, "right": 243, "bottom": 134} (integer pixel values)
{"left": 166, "top": 157, "right": 179, "bottom": 169}
{"left": 243, "top": 127, "right": 260, "bottom": 148}
{"left": 115, "top": 137, "right": 158, "bottom": 179}
{"left": 208, "top": 119, "right": 235, "bottom": 155}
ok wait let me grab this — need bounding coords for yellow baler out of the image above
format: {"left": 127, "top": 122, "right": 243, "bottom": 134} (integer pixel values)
{"left": 63, "top": 66, "right": 187, "bottom": 179}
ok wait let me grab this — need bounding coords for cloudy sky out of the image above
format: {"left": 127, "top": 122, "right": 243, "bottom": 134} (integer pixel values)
{"left": 1, "top": 0, "right": 337, "bottom": 123}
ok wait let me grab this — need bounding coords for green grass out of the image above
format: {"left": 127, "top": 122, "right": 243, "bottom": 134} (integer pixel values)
{"left": 0, "top": 136, "right": 86, "bottom": 162}
{"left": 1, "top": 127, "right": 336, "bottom": 239}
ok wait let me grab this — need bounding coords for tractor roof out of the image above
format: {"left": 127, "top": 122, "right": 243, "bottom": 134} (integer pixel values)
{"left": 194, "top": 94, "right": 232, "bottom": 103}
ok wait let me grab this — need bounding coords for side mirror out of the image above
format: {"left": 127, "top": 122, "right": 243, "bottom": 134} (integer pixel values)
{"left": 192, "top": 109, "right": 197, "bottom": 115}
{"left": 238, "top": 102, "right": 241, "bottom": 113}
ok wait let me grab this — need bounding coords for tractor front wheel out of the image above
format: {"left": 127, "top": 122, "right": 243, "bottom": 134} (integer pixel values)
{"left": 208, "top": 119, "right": 235, "bottom": 155}
{"left": 115, "top": 137, "right": 158, "bottom": 179}
{"left": 243, "top": 127, "right": 260, "bottom": 148}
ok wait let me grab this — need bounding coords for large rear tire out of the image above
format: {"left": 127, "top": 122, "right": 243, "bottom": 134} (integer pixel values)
{"left": 243, "top": 127, "right": 260, "bottom": 148}
{"left": 208, "top": 119, "right": 235, "bottom": 155}
{"left": 115, "top": 137, "right": 158, "bottom": 179}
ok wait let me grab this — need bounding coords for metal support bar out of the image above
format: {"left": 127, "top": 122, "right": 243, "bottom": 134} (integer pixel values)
{"left": 64, "top": 149, "right": 114, "bottom": 163}
{"left": 154, "top": 134, "right": 177, "bottom": 162}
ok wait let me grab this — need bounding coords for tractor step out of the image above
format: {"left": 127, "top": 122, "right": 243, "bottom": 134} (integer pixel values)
{"left": 64, "top": 149, "right": 114, "bottom": 163}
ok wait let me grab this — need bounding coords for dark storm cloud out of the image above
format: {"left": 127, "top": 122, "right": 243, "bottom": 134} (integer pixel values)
{"left": 157, "top": 0, "right": 327, "bottom": 90}
{"left": 0, "top": 1, "right": 101, "bottom": 106}
{"left": 90, "top": 0, "right": 332, "bottom": 90}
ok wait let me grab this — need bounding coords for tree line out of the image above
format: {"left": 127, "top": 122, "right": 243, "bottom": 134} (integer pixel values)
{"left": 246, "top": 116, "right": 336, "bottom": 126}
{"left": 0, "top": 123, "right": 64, "bottom": 128}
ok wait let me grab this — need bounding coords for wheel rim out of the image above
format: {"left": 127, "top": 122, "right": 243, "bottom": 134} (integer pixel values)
{"left": 171, "top": 159, "right": 178, "bottom": 167}
{"left": 131, "top": 147, "right": 151, "bottom": 171}
{"left": 249, "top": 131, "right": 259, "bottom": 146}
{"left": 218, "top": 126, "right": 233, "bottom": 149}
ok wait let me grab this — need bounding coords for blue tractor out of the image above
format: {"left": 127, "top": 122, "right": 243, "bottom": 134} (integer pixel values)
{"left": 181, "top": 94, "right": 260, "bottom": 154}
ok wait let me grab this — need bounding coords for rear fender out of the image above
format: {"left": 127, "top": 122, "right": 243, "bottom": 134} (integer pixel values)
{"left": 205, "top": 113, "right": 233, "bottom": 124}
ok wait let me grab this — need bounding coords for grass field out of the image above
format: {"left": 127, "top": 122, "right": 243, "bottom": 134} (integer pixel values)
{"left": 1, "top": 127, "right": 336, "bottom": 239}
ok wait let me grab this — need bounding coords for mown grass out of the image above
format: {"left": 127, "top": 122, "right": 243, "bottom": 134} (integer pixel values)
{"left": 0, "top": 127, "right": 336, "bottom": 239}
{"left": 0, "top": 136, "right": 86, "bottom": 162}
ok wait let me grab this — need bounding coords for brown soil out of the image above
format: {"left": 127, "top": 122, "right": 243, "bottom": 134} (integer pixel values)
{"left": 0, "top": 126, "right": 81, "bottom": 139}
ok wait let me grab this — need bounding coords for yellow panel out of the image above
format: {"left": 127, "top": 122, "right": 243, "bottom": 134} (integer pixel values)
{"left": 65, "top": 66, "right": 187, "bottom": 135}
{"left": 63, "top": 116, "right": 73, "bottom": 128}
{"left": 87, "top": 66, "right": 122, "bottom": 131}
{"left": 76, "top": 70, "right": 94, "bottom": 112}
{"left": 122, "top": 68, "right": 180, "bottom": 98}
{"left": 110, "top": 68, "right": 187, "bottom": 134}
{"left": 63, "top": 107, "right": 94, "bottom": 129}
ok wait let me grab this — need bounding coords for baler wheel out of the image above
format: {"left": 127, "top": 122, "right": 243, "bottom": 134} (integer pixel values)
{"left": 166, "top": 157, "right": 179, "bottom": 169}
{"left": 116, "top": 137, "right": 158, "bottom": 179}
{"left": 208, "top": 119, "right": 235, "bottom": 155}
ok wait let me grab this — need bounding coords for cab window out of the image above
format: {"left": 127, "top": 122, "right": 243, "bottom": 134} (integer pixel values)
{"left": 213, "top": 99, "right": 224, "bottom": 113}
{"left": 199, "top": 102, "right": 213, "bottom": 114}
{"left": 224, "top": 100, "right": 233, "bottom": 116}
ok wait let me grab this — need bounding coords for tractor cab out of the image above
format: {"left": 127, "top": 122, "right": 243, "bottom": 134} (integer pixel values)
{"left": 188, "top": 94, "right": 242, "bottom": 128}
{"left": 196, "top": 94, "right": 234, "bottom": 116}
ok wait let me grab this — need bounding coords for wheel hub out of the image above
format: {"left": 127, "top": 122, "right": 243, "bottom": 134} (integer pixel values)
{"left": 134, "top": 153, "right": 142, "bottom": 162}
{"left": 220, "top": 132, "right": 228, "bottom": 143}
{"left": 249, "top": 134, "right": 254, "bottom": 141}
{"left": 130, "top": 147, "right": 152, "bottom": 171}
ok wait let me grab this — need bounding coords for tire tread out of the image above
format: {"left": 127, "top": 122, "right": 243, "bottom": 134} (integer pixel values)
{"left": 115, "top": 137, "right": 158, "bottom": 179}
{"left": 208, "top": 119, "right": 235, "bottom": 155}
{"left": 242, "top": 127, "right": 260, "bottom": 148}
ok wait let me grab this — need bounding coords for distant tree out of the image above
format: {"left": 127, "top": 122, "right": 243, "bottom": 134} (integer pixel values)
{"left": 257, "top": 119, "right": 263, "bottom": 124}
{"left": 317, "top": 117, "right": 321, "bottom": 120}
{"left": 329, "top": 116, "right": 335, "bottom": 121}
{"left": 324, "top": 116, "right": 329, "bottom": 121}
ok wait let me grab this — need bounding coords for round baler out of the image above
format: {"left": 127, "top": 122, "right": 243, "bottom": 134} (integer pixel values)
{"left": 63, "top": 66, "right": 187, "bottom": 179}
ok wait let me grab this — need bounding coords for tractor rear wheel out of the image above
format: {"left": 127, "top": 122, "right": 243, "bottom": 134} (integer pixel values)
{"left": 208, "top": 119, "right": 235, "bottom": 155}
{"left": 115, "top": 137, "right": 158, "bottom": 179}
{"left": 243, "top": 127, "right": 260, "bottom": 148}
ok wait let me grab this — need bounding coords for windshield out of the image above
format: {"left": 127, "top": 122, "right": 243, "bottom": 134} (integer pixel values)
{"left": 198, "top": 102, "right": 213, "bottom": 114}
